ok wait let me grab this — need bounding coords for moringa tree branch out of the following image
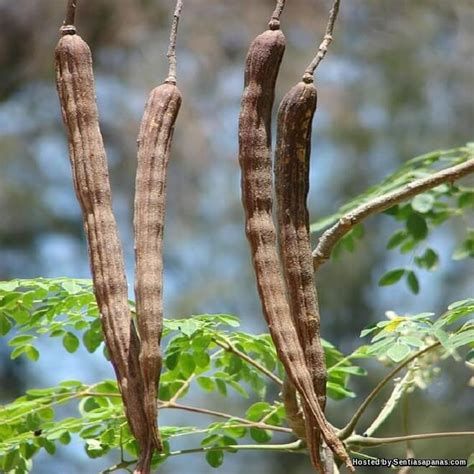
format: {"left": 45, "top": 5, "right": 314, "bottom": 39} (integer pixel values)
{"left": 313, "top": 159, "right": 474, "bottom": 271}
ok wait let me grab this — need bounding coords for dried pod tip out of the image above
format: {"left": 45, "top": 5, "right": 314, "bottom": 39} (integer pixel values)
{"left": 164, "top": 76, "right": 177, "bottom": 86}
{"left": 60, "top": 25, "right": 76, "bottom": 36}
{"left": 302, "top": 72, "right": 314, "bottom": 84}
{"left": 268, "top": 18, "right": 281, "bottom": 30}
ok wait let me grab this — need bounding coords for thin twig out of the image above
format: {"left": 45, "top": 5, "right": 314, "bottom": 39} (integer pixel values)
{"left": 100, "top": 460, "right": 135, "bottom": 474}
{"left": 364, "top": 370, "right": 414, "bottom": 437}
{"left": 398, "top": 392, "right": 415, "bottom": 474}
{"left": 338, "top": 342, "right": 440, "bottom": 440}
{"left": 313, "top": 159, "right": 474, "bottom": 270}
{"left": 269, "top": 0, "right": 286, "bottom": 29}
{"left": 161, "top": 402, "right": 292, "bottom": 434}
{"left": 64, "top": 0, "right": 78, "bottom": 26}
{"left": 161, "top": 440, "right": 304, "bottom": 458}
{"left": 303, "top": 0, "right": 341, "bottom": 80}
{"left": 109, "top": 440, "right": 304, "bottom": 470}
{"left": 347, "top": 431, "right": 474, "bottom": 448}
{"left": 166, "top": 0, "right": 184, "bottom": 84}
{"left": 212, "top": 336, "right": 283, "bottom": 386}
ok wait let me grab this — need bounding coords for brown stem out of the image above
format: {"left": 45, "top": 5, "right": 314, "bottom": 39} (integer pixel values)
{"left": 162, "top": 402, "right": 292, "bottom": 434}
{"left": 303, "top": 0, "right": 341, "bottom": 80}
{"left": 166, "top": 0, "right": 184, "bottom": 84}
{"left": 339, "top": 342, "right": 440, "bottom": 439}
{"left": 64, "top": 0, "right": 78, "bottom": 26}
{"left": 269, "top": 0, "right": 286, "bottom": 29}
{"left": 313, "top": 158, "right": 474, "bottom": 270}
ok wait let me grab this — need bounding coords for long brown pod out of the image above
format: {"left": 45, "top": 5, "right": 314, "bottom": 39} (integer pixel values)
{"left": 54, "top": 3, "right": 153, "bottom": 473}
{"left": 275, "top": 79, "right": 327, "bottom": 467}
{"left": 133, "top": 0, "right": 183, "bottom": 459}
{"left": 237, "top": 14, "right": 353, "bottom": 473}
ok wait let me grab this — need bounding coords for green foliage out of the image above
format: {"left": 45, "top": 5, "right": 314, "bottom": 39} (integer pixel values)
{"left": 1, "top": 145, "right": 473, "bottom": 471}
{"left": 311, "top": 144, "right": 474, "bottom": 292}
{"left": 358, "top": 300, "right": 474, "bottom": 363}
{"left": 0, "top": 278, "right": 366, "bottom": 472}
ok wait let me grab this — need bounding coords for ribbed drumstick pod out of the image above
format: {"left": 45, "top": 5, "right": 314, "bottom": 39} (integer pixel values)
{"left": 133, "top": 0, "right": 183, "bottom": 461}
{"left": 238, "top": 2, "right": 353, "bottom": 471}
{"left": 54, "top": 2, "right": 155, "bottom": 473}
{"left": 274, "top": 0, "right": 353, "bottom": 471}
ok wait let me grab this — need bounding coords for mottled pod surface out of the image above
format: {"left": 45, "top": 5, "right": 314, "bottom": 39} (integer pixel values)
{"left": 238, "top": 29, "right": 353, "bottom": 473}
{"left": 134, "top": 82, "right": 182, "bottom": 454}
{"left": 276, "top": 80, "right": 326, "bottom": 406}
{"left": 55, "top": 30, "right": 153, "bottom": 473}
{"left": 275, "top": 80, "right": 328, "bottom": 466}
{"left": 275, "top": 82, "right": 326, "bottom": 465}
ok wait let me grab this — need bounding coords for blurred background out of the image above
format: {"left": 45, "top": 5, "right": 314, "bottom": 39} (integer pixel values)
{"left": 0, "top": 0, "right": 473, "bottom": 472}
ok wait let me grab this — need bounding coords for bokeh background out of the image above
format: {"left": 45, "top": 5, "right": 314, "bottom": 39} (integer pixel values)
{"left": 0, "top": 0, "right": 473, "bottom": 473}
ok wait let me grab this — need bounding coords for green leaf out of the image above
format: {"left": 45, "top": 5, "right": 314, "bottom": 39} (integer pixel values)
{"left": 24, "top": 345, "right": 40, "bottom": 361}
{"left": 399, "top": 336, "right": 424, "bottom": 347}
{"left": 415, "top": 248, "right": 439, "bottom": 270}
{"left": 245, "top": 402, "right": 270, "bottom": 421}
{"left": 411, "top": 193, "right": 434, "bottom": 213}
{"left": 249, "top": 427, "right": 272, "bottom": 443}
{"left": 197, "top": 376, "right": 216, "bottom": 392}
{"left": 62, "top": 332, "right": 80, "bottom": 353}
{"left": 330, "top": 366, "right": 367, "bottom": 376}
{"left": 406, "top": 213, "right": 428, "bottom": 240}
{"left": 386, "top": 230, "right": 407, "bottom": 249}
{"left": 83, "top": 328, "right": 102, "bottom": 353}
{"left": 179, "top": 352, "right": 196, "bottom": 377}
{"left": 406, "top": 271, "right": 420, "bottom": 294}
{"left": 467, "top": 452, "right": 474, "bottom": 468}
{"left": 206, "top": 449, "right": 224, "bottom": 468}
{"left": 387, "top": 343, "right": 411, "bottom": 362}
{"left": 215, "top": 378, "right": 227, "bottom": 396}
{"left": 165, "top": 351, "right": 180, "bottom": 371}
{"left": 193, "top": 350, "right": 210, "bottom": 369}
{"left": 452, "top": 237, "right": 474, "bottom": 260}
{"left": 326, "top": 382, "right": 356, "bottom": 400}
{"left": 458, "top": 191, "right": 474, "bottom": 208}
{"left": 177, "top": 319, "right": 201, "bottom": 337}
{"left": 62, "top": 280, "right": 82, "bottom": 294}
{"left": 8, "top": 335, "right": 36, "bottom": 347}
{"left": 379, "top": 269, "right": 405, "bottom": 286}
{"left": 0, "top": 314, "right": 12, "bottom": 336}
{"left": 448, "top": 298, "right": 474, "bottom": 310}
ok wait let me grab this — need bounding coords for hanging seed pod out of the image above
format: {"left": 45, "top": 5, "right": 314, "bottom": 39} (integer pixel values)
{"left": 54, "top": 24, "right": 154, "bottom": 474}
{"left": 275, "top": 79, "right": 328, "bottom": 468}
{"left": 238, "top": 21, "right": 353, "bottom": 474}
{"left": 133, "top": 0, "right": 183, "bottom": 461}
{"left": 134, "top": 81, "right": 182, "bottom": 453}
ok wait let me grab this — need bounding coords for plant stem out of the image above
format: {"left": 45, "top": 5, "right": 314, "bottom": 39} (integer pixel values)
{"left": 65, "top": 0, "right": 78, "bottom": 26}
{"left": 162, "top": 440, "right": 304, "bottom": 458}
{"left": 364, "top": 370, "right": 414, "bottom": 437}
{"left": 269, "top": 0, "right": 286, "bottom": 28}
{"left": 212, "top": 336, "right": 283, "bottom": 386}
{"left": 303, "top": 0, "right": 341, "bottom": 79}
{"left": 313, "top": 159, "right": 474, "bottom": 270}
{"left": 347, "top": 431, "right": 474, "bottom": 448}
{"left": 166, "top": 0, "right": 183, "bottom": 84}
{"left": 338, "top": 342, "right": 440, "bottom": 439}
{"left": 161, "top": 401, "right": 292, "bottom": 434}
